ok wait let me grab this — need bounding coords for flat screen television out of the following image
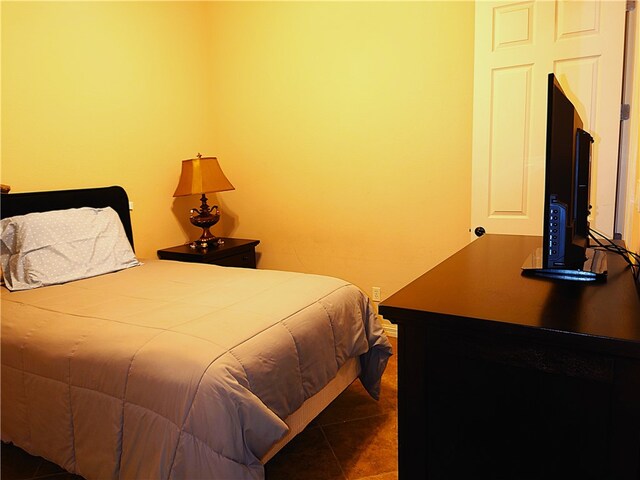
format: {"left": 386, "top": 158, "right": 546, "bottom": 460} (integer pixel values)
{"left": 522, "top": 73, "right": 607, "bottom": 281}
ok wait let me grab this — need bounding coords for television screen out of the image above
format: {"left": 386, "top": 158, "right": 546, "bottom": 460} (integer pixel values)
{"left": 522, "top": 73, "right": 606, "bottom": 281}
{"left": 542, "top": 73, "right": 591, "bottom": 269}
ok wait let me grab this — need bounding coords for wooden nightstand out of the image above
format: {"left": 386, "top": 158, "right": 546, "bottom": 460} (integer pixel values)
{"left": 157, "top": 238, "right": 260, "bottom": 268}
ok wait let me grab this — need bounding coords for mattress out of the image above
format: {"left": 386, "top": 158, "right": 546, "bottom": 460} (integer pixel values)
{"left": 1, "top": 259, "right": 391, "bottom": 480}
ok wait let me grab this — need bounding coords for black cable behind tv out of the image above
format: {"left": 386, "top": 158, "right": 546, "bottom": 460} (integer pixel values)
{"left": 522, "top": 73, "right": 607, "bottom": 282}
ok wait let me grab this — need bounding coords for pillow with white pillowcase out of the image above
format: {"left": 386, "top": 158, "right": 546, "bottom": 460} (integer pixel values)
{"left": 0, "top": 207, "right": 140, "bottom": 291}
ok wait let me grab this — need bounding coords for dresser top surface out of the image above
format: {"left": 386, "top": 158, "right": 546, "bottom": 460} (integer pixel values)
{"left": 380, "top": 235, "right": 640, "bottom": 347}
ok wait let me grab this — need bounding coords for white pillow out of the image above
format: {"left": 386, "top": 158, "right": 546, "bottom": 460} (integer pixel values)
{"left": 1, "top": 207, "right": 140, "bottom": 291}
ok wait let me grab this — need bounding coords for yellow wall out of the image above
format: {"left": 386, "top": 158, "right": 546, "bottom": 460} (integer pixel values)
{"left": 1, "top": 1, "right": 215, "bottom": 255}
{"left": 619, "top": 8, "right": 639, "bottom": 263}
{"left": 633, "top": 118, "right": 640, "bottom": 256}
{"left": 627, "top": 14, "right": 640, "bottom": 259}
{"left": 204, "top": 1, "right": 475, "bottom": 297}
{"left": 1, "top": 1, "right": 475, "bottom": 300}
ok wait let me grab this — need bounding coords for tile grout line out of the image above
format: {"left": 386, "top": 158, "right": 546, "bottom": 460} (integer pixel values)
{"left": 319, "top": 425, "right": 349, "bottom": 480}
{"left": 317, "top": 411, "right": 390, "bottom": 429}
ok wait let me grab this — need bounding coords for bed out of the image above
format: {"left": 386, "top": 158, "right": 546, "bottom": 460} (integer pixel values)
{"left": 0, "top": 186, "right": 392, "bottom": 480}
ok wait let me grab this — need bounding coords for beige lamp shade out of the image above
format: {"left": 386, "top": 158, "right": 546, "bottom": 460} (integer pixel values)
{"left": 173, "top": 156, "right": 235, "bottom": 197}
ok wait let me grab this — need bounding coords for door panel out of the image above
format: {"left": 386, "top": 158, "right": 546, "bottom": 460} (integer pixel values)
{"left": 471, "top": 0, "right": 626, "bottom": 238}
{"left": 489, "top": 65, "right": 532, "bottom": 217}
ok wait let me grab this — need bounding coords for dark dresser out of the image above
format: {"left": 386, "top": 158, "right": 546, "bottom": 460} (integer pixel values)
{"left": 380, "top": 234, "right": 640, "bottom": 480}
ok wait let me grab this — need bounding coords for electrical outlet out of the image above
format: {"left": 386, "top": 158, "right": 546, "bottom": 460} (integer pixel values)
{"left": 129, "top": 201, "right": 134, "bottom": 211}
{"left": 372, "top": 287, "right": 381, "bottom": 302}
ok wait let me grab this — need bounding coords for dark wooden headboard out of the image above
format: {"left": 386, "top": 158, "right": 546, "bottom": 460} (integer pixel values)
{"left": 0, "top": 186, "right": 135, "bottom": 250}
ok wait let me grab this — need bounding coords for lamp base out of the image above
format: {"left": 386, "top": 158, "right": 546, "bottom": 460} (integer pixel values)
{"left": 188, "top": 194, "right": 223, "bottom": 249}
{"left": 189, "top": 236, "right": 224, "bottom": 250}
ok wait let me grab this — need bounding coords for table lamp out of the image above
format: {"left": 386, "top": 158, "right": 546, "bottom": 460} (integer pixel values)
{"left": 173, "top": 153, "right": 235, "bottom": 248}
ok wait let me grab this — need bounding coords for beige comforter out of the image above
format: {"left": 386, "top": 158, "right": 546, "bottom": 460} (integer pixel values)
{"left": 1, "top": 260, "right": 391, "bottom": 480}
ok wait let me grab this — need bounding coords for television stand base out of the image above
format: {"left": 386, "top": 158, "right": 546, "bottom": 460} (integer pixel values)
{"left": 521, "top": 247, "right": 607, "bottom": 282}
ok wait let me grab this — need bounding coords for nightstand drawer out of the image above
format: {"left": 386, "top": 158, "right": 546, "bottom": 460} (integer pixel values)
{"left": 157, "top": 238, "right": 260, "bottom": 269}
{"left": 214, "top": 251, "right": 257, "bottom": 268}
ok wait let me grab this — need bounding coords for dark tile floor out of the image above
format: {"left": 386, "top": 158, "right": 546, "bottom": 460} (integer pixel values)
{"left": 265, "top": 335, "right": 397, "bottom": 480}
{"left": 1, "top": 336, "right": 397, "bottom": 480}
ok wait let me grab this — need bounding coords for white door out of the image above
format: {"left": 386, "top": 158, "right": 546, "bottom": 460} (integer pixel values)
{"left": 471, "top": 0, "right": 627, "bottom": 239}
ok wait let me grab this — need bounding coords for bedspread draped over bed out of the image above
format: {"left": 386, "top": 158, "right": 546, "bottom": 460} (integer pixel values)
{"left": 1, "top": 260, "right": 392, "bottom": 480}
